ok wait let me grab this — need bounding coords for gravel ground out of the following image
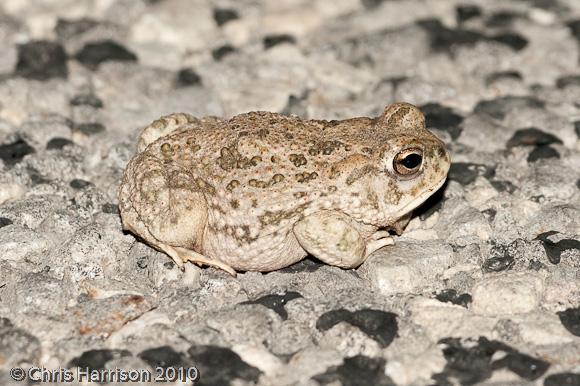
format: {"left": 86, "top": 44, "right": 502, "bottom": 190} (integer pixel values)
{"left": 0, "top": 0, "right": 579, "bottom": 385}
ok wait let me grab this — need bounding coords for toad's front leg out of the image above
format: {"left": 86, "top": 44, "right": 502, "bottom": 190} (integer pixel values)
{"left": 293, "top": 211, "right": 393, "bottom": 269}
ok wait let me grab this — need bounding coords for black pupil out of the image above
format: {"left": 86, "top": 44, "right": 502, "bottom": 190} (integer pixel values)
{"left": 401, "top": 153, "right": 422, "bottom": 169}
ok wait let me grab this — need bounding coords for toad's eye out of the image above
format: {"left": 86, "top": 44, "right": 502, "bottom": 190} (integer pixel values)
{"left": 393, "top": 148, "right": 423, "bottom": 176}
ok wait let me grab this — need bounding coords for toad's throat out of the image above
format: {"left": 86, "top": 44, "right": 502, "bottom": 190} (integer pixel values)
{"left": 390, "top": 175, "right": 448, "bottom": 221}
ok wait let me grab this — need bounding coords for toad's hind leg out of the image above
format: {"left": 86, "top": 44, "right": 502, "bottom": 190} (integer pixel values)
{"left": 120, "top": 156, "right": 234, "bottom": 274}
{"left": 293, "top": 211, "right": 393, "bottom": 269}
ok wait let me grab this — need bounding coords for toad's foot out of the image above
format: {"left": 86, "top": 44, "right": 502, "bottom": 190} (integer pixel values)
{"left": 366, "top": 231, "right": 394, "bottom": 255}
{"left": 159, "top": 244, "right": 237, "bottom": 277}
{"left": 368, "top": 230, "right": 391, "bottom": 241}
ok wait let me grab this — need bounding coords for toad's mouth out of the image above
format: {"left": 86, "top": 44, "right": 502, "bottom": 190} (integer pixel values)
{"left": 391, "top": 174, "right": 448, "bottom": 220}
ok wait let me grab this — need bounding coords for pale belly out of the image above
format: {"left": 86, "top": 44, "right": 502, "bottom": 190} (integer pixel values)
{"left": 202, "top": 225, "right": 308, "bottom": 271}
